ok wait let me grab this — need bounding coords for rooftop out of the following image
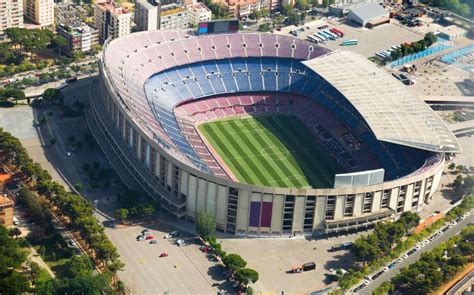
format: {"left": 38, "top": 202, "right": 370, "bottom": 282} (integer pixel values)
{"left": 187, "top": 2, "right": 211, "bottom": 12}
{"left": 348, "top": 2, "right": 388, "bottom": 19}
{"left": 0, "top": 173, "right": 11, "bottom": 183}
{"left": 438, "top": 25, "right": 468, "bottom": 36}
{"left": 95, "top": 0, "right": 130, "bottom": 15}
{"left": 303, "top": 50, "right": 461, "bottom": 153}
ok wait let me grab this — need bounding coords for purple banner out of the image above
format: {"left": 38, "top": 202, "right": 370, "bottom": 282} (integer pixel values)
{"left": 249, "top": 202, "right": 261, "bottom": 227}
{"left": 260, "top": 202, "right": 273, "bottom": 227}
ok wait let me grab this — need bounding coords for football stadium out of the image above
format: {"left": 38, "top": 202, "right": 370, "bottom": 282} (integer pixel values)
{"left": 87, "top": 30, "right": 461, "bottom": 236}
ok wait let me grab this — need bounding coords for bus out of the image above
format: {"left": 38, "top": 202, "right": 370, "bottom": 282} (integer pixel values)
{"left": 307, "top": 35, "right": 318, "bottom": 43}
{"left": 332, "top": 27, "right": 345, "bottom": 37}
{"left": 321, "top": 30, "right": 336, "bottom": 40}
{"left": 376, "top": 52, "right": 388, "bottom": 59}
{"left": 341, "top": 39, "right": 358, "bottom": 46}
{"left": 313, "top": 33, "right": 325, "bottom": 42}
{"left": 329, "top": 28, "right": 342, "bottom": 37}
{"left": 316, "top": 32, "right": 328, "bottom": 41}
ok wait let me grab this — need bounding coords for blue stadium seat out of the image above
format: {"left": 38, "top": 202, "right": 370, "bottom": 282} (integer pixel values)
{"left": 262, "top": 72, "right": 277, "bottom": 91}
{"left": 215, "top": 59, "right": 233, "bottom": 74}
{"left": 235, "top": 72, "right": 251, "bottom": 92}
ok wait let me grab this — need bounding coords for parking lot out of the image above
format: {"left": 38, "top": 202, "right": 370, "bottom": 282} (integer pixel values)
{"left": 275, "top": 18, "right": 423, "bottom": 57}
{"left": 219, "top": 233, "right": 364, "bottom": 294}
{"left": 104, "top": 223, "right": 228, "bottom": 294}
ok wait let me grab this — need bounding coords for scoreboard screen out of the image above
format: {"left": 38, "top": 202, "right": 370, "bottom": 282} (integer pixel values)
{"left": 197, "top": 19, "right": 239, "bottom": 34}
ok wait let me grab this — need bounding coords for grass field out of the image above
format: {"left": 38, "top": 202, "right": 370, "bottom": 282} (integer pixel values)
{"left": 198, "top": 115, "right": 342, "bottom": 188}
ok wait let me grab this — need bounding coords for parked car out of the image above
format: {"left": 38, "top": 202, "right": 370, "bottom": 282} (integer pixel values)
{"left": 137, "top": 235, "right": 145, "bottom": 241}
{"left": 169, "top": 231, "right": 180, "bottom": 238}
{"left": 159, "top": 252, "right": 168, "bottom": 257}
{"left": 145, "top": 235, "right": 154, "bottom": 240}
{"left": 176, "top": 239, "right": 185, "bottom": 246}
{"left": 353, "top": 283, "right": 367, "bottom": 292}
{"left": 149, "top": 240, "right": 158, "bottom": 244}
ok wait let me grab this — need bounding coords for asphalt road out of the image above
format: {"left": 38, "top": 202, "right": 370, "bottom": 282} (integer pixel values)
{"left": 360, "top": 210, "right": 474, "bottom": 295}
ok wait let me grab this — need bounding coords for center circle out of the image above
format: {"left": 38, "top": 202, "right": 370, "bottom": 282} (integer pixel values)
{"left": 261, "top": 146, "right": 290, "bottom": 161}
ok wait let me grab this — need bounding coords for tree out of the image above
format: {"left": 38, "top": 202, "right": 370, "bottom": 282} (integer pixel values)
{"left": 222, "top": 253, "right": 247, "bottom": 272}
{"left": 258, "top": 23, "right": 272, "bottom": 32}
{"left": 195, "top": 210, "right": 216, "bottom": 241}
{"left": 8, "top": 227, "right": 22, "bottom": 239}
{"left": 296, "top": 0, "right": 308, "bottom": 10}
{"left": 114, "top": 208, "right": 128, "bottom": 224}
{"left": 287, "top": 12, "right": 300, "bottom": 25}
{"left": 424, "top": 32, "right": 437, "bottom": 47}
{"left": 6, "top": 89, "right": 25, "bottom": 104}
{"left": 74, "top": 183, "right": 83, "bottom": 192}
{"left": 64, "top": 255, "right": 94, "bottom": 278}
{"left": 54, "top": 35, "right": 68, "bottom": 57}
{"left": 322, "top": 0, "right": 330, "bottom": 8}
{"left": 28, "top": 261, "right": 42, "bottom": 282}
{"left": 234, "top": 268, "right": 259, "bottom": 286}
{"left": 0, "top": 271, "right": 30, "bottom": 294}
{"left": 281, "top": 4, "right": 293, "bottom": 15}
{"left": 386, "top": 222, "right": 405, "bottom": 249}
{"left": 43, "top": 88, "right": 64, "bottom": 105}
{"left": 448, "top": 162, "right": 456, "bottom": 170}
{"left": 397, "top": 211, "right": 420, "bottom": 235}
{"left": 351, "top": 236, "right": 379, "bottom": 264}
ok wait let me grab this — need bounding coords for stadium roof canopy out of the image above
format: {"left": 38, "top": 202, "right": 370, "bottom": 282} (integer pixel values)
{"left": 303, "top": 51, "right": 461, "bottom": 154}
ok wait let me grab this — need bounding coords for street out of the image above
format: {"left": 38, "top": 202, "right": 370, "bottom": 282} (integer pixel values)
{"left": 360, "top": 209, "right": 474, "bottom": 295}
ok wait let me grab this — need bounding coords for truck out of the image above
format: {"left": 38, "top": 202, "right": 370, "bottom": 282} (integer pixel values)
{"left": 288, "top": 262, "right": 316, "bottom": 273}
{"left": 302, "top": 262, "right": 316, "bottom": 271}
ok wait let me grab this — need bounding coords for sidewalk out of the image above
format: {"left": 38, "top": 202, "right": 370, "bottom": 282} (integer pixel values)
{"left": 28, "top": 246, "right": 56, "bottom": 279}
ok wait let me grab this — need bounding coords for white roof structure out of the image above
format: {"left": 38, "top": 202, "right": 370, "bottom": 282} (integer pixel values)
{"left": 303, "top": 51, "right": 461, "bottom": 153}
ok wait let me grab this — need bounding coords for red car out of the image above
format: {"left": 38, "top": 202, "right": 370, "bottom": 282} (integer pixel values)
{"left": 145, "top": 235, "right": 154, "bottom": 240}
{"left": 159, "top": 252, "right": 168, "bottom": 257}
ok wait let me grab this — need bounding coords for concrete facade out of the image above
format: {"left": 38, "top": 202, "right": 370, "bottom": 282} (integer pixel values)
{"left": 89, "top": 60, "right": 446, "bottom": 237}
{"left": 94, "top": 0, "right": 131, "bottom": 43}
{"left": 24, "top": 0, "right": 54, "bottom": 27}
{"left": 0, "top": 0, "right": 24, "bottom": 34}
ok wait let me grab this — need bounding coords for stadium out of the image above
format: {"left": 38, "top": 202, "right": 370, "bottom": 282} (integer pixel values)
{"left": 87, "top": 30, "right": 461, "bottom": 237}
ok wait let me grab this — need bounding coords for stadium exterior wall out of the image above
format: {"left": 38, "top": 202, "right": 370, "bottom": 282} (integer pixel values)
{"left": 89, "top": 62, "right": 446, "bottom": 237}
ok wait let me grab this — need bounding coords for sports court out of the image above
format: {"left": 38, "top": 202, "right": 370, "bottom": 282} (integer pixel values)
{"left": 198, "top": 115, "right": 341, "bottom": 188}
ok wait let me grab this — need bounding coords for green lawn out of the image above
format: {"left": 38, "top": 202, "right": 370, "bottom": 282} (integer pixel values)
{"left": 198, "top": 115, "right": 342, "bottom": 188}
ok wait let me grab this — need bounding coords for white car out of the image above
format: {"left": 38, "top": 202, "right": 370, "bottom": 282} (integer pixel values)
{"left": 402, "top": 254, "right": 408, "bottom": 259}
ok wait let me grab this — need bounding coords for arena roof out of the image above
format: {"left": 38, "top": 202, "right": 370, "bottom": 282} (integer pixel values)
{"left": 303, "top": 51, "right": 461, "bottom": 153}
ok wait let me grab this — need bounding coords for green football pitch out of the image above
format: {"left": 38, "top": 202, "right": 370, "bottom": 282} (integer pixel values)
{"left": 198, "top": 115, "right": 343, "bottom": 188}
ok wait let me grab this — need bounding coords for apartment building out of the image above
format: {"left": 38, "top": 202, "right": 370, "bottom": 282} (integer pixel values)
{"left": 186, "top": 2, "right": 212, "bottom": 25}
{"left": 135, "top": 0, "right": 211, "bottom": 31}
{"left": 213, "top": 0, "right": 269, "bottom": 17}
{"left": 134, "top": 0, "right": 160, "bottom": 31}
{"left": 159, "top": 3, "right": 188, "bottom": 30}
{"left": 24, "top": 0, "right": 54, "bottom": 27}
{"left": 57, "top": 22, "right": 99, "bottom": 54}
{"left": 94, "top": 0, "right": 131, "bottom": 43}
{"left": 0, "top": 0, "right": 24, "bottom": 35}
{"left": 0, "top": 194, "right": 14, "bottom": 227}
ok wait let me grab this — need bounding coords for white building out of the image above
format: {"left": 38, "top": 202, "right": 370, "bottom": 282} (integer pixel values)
{"left": 437, "top": 25, "right": 468, "bottom": 41}
{"left": 94, "top": 0, "right": 131, "bottom": 43}
{"left": 24, "top": 0, "right": 54, "bottom": 27}
{"left": 0, "top": 0, "right": 24, "bottom": 35}
{"left": 346, "top": 2, "right": 389, "bottom": 27}
{"left": 186, "top": 2, "right": 211, "bottom": 26}
{"left": 134, "top": 0, "right": 211, "bottom": 31}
